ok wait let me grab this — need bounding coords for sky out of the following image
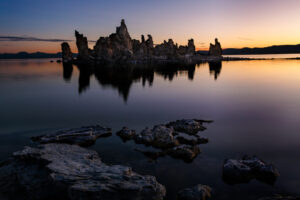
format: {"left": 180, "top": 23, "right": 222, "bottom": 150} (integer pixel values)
{"left": 1, "top": 0, "right": 300, "bottom": 53}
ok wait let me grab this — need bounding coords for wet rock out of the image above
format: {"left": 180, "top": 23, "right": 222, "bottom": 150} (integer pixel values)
{"left": 175, "top": 132, "right": 208, "bottom": 145}
{"left": 209, "top": 38, "right": 222, "bottom": 56}
{"left": 61, "top": 42, "right": 73, "bottom": 63}
{"left": 31, "top": 125, "right": 112, "bottom": 147}
{"left": 116, "top": 127, "right": 136, "bottom": 140}
{"left": 167, "top": 145, "right": 200, "bottom": 162}
{"left": 177, "top": 184, "right": 212, "bottom": 200}
{"left": 167, "top": 119, "right": 208, "bottom": 135}
{"left": 223, "top": 155, "right": 280, "bottom": 184}
{"left": 56, "top": 59, "right": 62, "bottom": 63}
{"left": 135, "top": 125, "right": 179, "bottom": 148}
{"left": 0, "top": 144, "right": 166, "bottom": 200}
{"left": 75, "top": 30, "right": 90, "bottom": 60}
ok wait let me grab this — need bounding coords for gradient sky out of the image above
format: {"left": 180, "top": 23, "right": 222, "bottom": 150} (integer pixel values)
{"left": 1, "top": 0, "right": 300, "bottom": 53}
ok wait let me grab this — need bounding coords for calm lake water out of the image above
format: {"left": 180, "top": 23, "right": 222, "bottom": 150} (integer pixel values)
{"left": 1, "top": 56, "right": 300, "bottom": 199}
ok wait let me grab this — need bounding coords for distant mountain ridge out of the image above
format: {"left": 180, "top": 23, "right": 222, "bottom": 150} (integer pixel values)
{"left": 223, "top": 44, "right": 300, "bottom": 55}
{"left": 0, "top": 52, "right": 77, "bottom": 59}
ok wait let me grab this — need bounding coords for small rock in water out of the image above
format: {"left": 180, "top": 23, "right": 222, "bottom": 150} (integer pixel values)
{"left": 223, "top": 155, "right": 280, "bottom": 185}
{"left": 116, "top": 126, "right": 136, "bottom": 141}
{"left": 167, "top": 145, "right": 201, "bottom": 162}
{"left": 167, "top": 119, "right": 209, "bottom": 135}
{"left": 135, "top": 125, "right": 179, "bottom": 148}
{"left": 31, "top": 125, "right": 112, "bottom": 147}
{"left": 56, "top": 59, "right": 62, "bottom": 63}
{"left": 0, "top": 143, "right": 166, "bottom": 200}
{"left": 177, "top": 184, "right": 212, "bottom": 200}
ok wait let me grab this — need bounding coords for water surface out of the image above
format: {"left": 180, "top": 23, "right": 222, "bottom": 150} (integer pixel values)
{"left": 0, "top": 58, "right": 300, "bottom": 199}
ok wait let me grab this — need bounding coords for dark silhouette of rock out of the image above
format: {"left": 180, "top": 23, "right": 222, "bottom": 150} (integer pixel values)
{"left": 68, "top": 19, "right": 223, "bottom": 64}
{"left": 31, "top": 125, "right": 112, "bottom": 147}
{"left": 61, "top": 42, "right": 73, "bottom": 63}
{"left": 209, "top": 38, "right": 222, "bottom": 56}
{"left": 75, "top": 30, "right": 90, "bottom": 60}
{"left": 223, "top": 155, "right": 280, "bottom": 185}
{"left": 177, "top": 184, "right": 212, "bottom": 200}
{"left": 0, "top": 144, "right": 166, "bottom": 200}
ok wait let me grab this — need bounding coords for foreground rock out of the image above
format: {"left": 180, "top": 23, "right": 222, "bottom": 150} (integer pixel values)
{"left": 117, "top": 119, "right": 211, "bottom": 162}
{"left": 0, "top": 144, "right": 166, "bottom": 200}
{"left": 31, "top": 125, "right": 112, "bottom": 147}
{"left": 177, "top": 184, "right": 212, "bottom": 200}
{"left": 223, "top": 155, "right": 280, "bottom": 185}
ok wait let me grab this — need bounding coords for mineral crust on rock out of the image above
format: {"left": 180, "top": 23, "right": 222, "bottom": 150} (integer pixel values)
{"left": 223, "top": 155, "right": 280, "bottom": 184}
{"left": 31, "top": 125, "right": 112, "bottom": 147}
{"left": 0, "top": 143, "right": 166, "bottom": 200}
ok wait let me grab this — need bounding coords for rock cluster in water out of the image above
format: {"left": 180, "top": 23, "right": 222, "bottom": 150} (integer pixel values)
{"left": 0, "top": 144, "right": 166, "bottom": 200}
{"left": 61, "top": 19, "right": 222, "bottom": 64}
{"left": 117, "top": 119, "right": 212, "bottom": 162}
{"left": 223, "top": 155, "right": 280, "bottom": 184}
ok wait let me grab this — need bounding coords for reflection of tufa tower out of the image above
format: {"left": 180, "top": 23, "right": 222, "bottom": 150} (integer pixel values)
{"left": 209, "top": 61, "right": 222, "bottom": 80}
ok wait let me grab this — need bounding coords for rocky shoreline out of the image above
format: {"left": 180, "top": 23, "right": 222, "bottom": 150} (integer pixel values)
{"left": 0, "top": 119, "right": 296, "bottom": 200}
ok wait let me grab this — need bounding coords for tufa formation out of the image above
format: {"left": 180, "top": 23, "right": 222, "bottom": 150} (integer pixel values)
{"left": 62, "top": 19, "right": 222, "bottom": 64}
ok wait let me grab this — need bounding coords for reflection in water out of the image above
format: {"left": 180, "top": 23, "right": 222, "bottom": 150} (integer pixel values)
{"left": 62, "top": 63, "right": 73, "bottom": 82}
{"left": 63, "top": 61, "right": 222, "bottom": 101}
{"left": 209, "top": 61, "right": 222, "bottom": 80}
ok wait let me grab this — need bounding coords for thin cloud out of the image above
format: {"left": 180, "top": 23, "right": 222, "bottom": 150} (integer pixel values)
{"left": 0, "top": 36, "right": 96, "bottom": 43}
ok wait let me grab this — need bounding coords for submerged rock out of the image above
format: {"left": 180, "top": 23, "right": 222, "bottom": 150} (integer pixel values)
{"left": 223, "top": 155, "right": 280, "bottom": 184}
{"left": 0, "top": 144, "right": 166, "bottom": 200}
{"left": 177, "top": 184, "right": 212, "bottom": 200}
{"left": 116, "top": 127, "right": 136, "bottom": 140}
{"left": 31, "top": 125, "right": 112, "bottom": 147}
{"left": 167, "top": 145, "right": 201, "bottom": 162}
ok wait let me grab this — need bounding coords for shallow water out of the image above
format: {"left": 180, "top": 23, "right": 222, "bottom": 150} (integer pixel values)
{"left": 0, "top": 58, "right": 300, "bottom": 199}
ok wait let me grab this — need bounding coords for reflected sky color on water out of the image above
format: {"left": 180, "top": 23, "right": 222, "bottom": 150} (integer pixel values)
{"left": 0, "top": 58, "right": 300, "bottom": 199}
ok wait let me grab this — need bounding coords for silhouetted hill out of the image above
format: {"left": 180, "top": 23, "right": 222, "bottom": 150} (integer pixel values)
{"left": 223, "top": 44, "right": 300, "bottom": 55}
{"left": 0, "top": 52, "right": 77, "bottom": 59}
